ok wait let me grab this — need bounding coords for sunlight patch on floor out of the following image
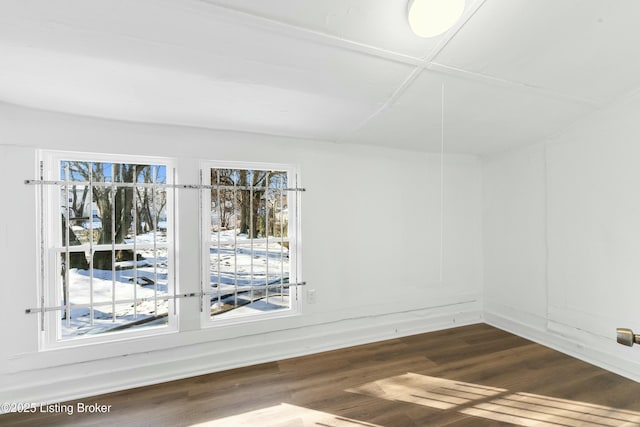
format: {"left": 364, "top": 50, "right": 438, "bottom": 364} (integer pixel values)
{"left": 191, "top": 403, "right": 382, "bottom": 427}
{"left": 347, "top": 373, "right": 640, "bottom": 427}
{"left": 346, "top": 373, "right": 506, "bottom": 410}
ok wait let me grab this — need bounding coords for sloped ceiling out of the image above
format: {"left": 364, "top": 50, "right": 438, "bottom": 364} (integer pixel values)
{"left": 0, "top": 0, "right": 638, "bottom": 154}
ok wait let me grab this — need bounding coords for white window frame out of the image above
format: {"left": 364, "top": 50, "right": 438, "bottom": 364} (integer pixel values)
{"left": 38, "top": 150, "right": 178, "bottom": 349}
{"left": 200, "top": 160, "right": 302, "bottom": 327}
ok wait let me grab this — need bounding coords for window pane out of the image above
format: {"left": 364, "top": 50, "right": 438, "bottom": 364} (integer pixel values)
{"left": 56, "top": 159, "right": 171, "bottom": 339}
{"left": 208, "top": 168, "right": 290, "bottom": 319}
{"left": 59, "top": 252, "right": 169, "bottom": 338}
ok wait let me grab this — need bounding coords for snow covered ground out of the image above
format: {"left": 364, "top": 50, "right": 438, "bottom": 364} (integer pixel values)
{"left": 61, "top": 229, "right": 290, "bottom": 338}
{"left": 61, "top": 247, "right": 170, "bottom": 338}
{"left": 208, "top": 229, "right": 290, "bottom": 318}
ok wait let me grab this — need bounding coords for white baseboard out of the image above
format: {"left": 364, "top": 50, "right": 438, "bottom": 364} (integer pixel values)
{"left": 1, "top": 301, "right": 482, "bottom": 407}
{"left": 484, "top": 309, "right": 640, "bottom": 383}
{"left": 9, "top": 302, "right": 640, "bottom": 410}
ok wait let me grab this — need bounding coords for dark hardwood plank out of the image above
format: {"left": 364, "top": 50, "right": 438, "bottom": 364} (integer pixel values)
{"left": 3, "top": 323, "right": 640, "bottom": 427}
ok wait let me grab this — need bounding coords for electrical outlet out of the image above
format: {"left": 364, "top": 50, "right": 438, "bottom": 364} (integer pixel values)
{"left": 307, "top": 289, "right": 317, "bottom": 304}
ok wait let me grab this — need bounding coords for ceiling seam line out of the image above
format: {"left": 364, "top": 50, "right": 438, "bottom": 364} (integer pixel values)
{"left": 426, "top": 63, "right": 602, "bottom": 107}
{"left": 198, "top": 0, "right": 596, "bottom": 113}
{"left": 194, "top": 0, "right": 425, "bottom": 67}
{"left": 334, "top": 67, "right": 424, "bottom": 144}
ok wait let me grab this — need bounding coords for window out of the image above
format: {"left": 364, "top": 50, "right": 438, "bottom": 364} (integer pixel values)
{"left": 32, "top": 153, "right": 302, "bottom": 347}
{"left": 40, "top": 152, "right": 175, "bottom": 345}
{"left": 202, "top": 163, "right": 301, "bottom": 322}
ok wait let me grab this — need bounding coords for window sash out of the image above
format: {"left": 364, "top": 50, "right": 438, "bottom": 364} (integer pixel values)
{"left": 40, "top": 152, "right": 176, "bottom": 347}
{"left": 201, "top": 163, "right": 301, "bottom": 323}
{"left": 33, "top": 153, "right": 303, "bottom": 349}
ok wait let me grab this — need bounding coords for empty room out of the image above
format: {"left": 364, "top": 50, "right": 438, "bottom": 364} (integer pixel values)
{"left": 3, "top": 0, "right": 640, "bottom": 426}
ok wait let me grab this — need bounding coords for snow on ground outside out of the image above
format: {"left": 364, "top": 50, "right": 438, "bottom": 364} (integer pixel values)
{"left": 61, "top": 247, "right": 169, "bottom": 337}
{"left": 208, "top": 229, "right": 290, "bottom": 315}
{"left": 62, "top": 229, "right": 290, "bottom": 337}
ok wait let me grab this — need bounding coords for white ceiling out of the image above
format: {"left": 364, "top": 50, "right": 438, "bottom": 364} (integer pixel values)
{"left": 0, "top": 0, "right": 638, "bottom": 154}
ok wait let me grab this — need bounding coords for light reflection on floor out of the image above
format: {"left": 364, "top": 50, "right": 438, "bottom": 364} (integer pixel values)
{"left": 347, "top": 373, "right": 640, "bottom": 427}
{"left": 347, "top": 372, "right": 506, "bottom": 410}
{"left": 193, "top": 374, "right": 640, "bottom": 426}
{"left": 192, "top": 403, "right": 382, "bottom": 427}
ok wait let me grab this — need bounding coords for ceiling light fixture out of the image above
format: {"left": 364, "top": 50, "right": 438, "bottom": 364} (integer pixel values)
{"left": 407, "top": 0, "right": 465, "bottom": 38}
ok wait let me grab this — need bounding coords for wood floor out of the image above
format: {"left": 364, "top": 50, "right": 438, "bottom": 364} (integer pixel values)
{"left": 4, "top": 323, "right": 640, "bottom": 426}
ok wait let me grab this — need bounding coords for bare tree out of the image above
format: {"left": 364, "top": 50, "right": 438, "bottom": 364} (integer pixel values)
{"left": 68, "top": 162, "right": 157, "bottom": 270}
{"left": 211, "top": 169, "right": 237, "bottom": 230}
{"left": 213, "top": 169, "right": 286, "bottom": 239}
{"left": 135, "top": 167, "right": 167, "bottom": 234}
{"left": 60, "top": 211, "right": 89, "bottom": 320}
{"left": 69, "top": 185, "right": 89, "bottom": 219}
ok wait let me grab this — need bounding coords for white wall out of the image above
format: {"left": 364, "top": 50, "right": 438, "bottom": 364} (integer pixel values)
{"left": 483, "top": 90, "right": 640, "bottom": 381}
{"left": 483, "top": 143, "right": 547, "bottom": 329}
{"left": 0, "top": 102, "right": 483, "bottom": 404}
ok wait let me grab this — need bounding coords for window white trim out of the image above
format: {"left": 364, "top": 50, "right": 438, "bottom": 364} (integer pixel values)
{"left": 38, "top": 150, "right": 178, "bottom": 350}
{"left": 199, "top": 160, "right": 303, "bottom": 328}
{"left": 33, "top": 153, "right": 303, "bottom": 350}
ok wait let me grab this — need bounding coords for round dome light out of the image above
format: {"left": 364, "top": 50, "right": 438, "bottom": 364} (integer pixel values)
{"left": 408, "top": 0, "right": 465, "bottom": 38}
